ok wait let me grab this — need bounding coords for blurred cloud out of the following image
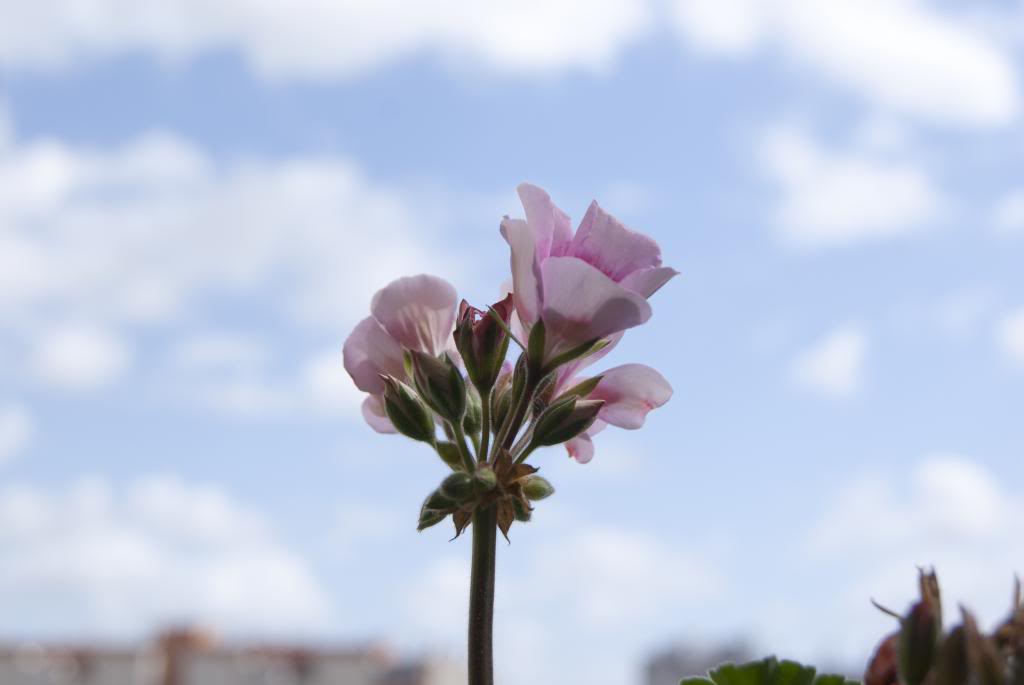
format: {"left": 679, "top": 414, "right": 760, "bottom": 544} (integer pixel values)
{"left": 0, "top": 0, "right": 651, "bottom": 79}
{"left": 168, "top": 334, "right": 362, "bottom": 419}
{"left": 0, "top": 404, "right": 33, "bottom": 466}
{"left": 993, "top": 190, "right": 1024, "bottom": 236}
{"left": 0, "top": 126, "right": 462, "bottom": 414}
{"left": 807, "top": 455, "right": 1024, "bottom": 659}
{"left": 671, "top": 0, "right": 1019, "bottom": 127}
{"left": 0, "top": 476, "right": 333, "bottom": 636}
{"left": 405, "top": 523, "right": 722, "bottom": 685}
{"left": 995, "top": 308, "right": 1024, "bottom": 370}
{"left": 31, "top": 324, "right": 133, "bottom": 391}
{"left": 761, "top": 125, "right": 943, "bottom": 249}
{"left": 789, "top": 323, "right": 868, "bottom": 399}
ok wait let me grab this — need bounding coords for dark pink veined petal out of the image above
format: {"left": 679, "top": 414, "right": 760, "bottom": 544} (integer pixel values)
{"left": 517, "top": 182, "right": 573, "bottom": 259}
{"left": 566, "top": 200, "right": 664, "bottom": 282}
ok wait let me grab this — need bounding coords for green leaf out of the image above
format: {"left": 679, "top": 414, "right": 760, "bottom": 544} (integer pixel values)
{"left": 683, "top": 658, "right": 858, "bottom": 685}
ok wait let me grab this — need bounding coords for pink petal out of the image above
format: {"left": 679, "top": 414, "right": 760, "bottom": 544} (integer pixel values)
{"left": 620, "top": 266, "right": 680, "bottom": 298}
{"left": 362, "top": 394, "right": 397, "bottom": 434}
{"left": 500, "top": 217, "right": 543, "bottom": 328}
{"left": 539, "top": 257, "right": 651, "bottom": 357}
{"left": 343, "top": 316, "right": 406, "bottom": 394}
{"left": 517, "top": 183, "right": 573, "bottom": 258}
{"left": 565, "top": 433, "right": 594, "bottom": 463}
{"left": 566, "top": 201, "right": 664, "bottom": 282}
{"left": 591, "top": 363, "right": 672, "bottom": 429}
{"left": 370, "top": 274, "right": 458, "bottom": 356}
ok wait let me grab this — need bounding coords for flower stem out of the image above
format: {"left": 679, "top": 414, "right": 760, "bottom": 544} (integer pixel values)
{"left": 478, "top": 389, "right": 491, "bottom": 463}
{"left": 451, "top": 423, "right": 477, "bottom": 473}
{"left": 468, "top": 504, "right": 497, "bottom": 685}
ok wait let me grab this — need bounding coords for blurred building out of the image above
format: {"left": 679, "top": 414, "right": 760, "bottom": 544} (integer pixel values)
{"left": 0, "top": 628, "right": 461, "bottom": 685}
{"left": 644, "top": 641, "right": 752, "bottom": 685}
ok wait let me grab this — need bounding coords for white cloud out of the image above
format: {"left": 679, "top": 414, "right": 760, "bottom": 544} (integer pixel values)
{"left": 807, "top": 455, "right": 1024, "bottom": 660}
{"left": 790, "top": 323, "right": 868, "bottom": 399}
{"left": 167, "top": 334, "right": 362, "bottom": 419}
{"left": 995, "top": 308, "right": 1024, "bottom": 369}
{"left": 0, "top": 476, "right": 332, "bottom": 636}
{"left": 993, "top": 190, "right": 1024, "bottom": 235}
{"left": 0, "top": 127, "right": 464, "bottom": 411}
{"left": 0, "top": 0, "right": 651, "bottom": 79}
{"left": 0, "top": 404, "right": 33, "bottom": 465}
{"left": 762, "top": 125, "right": 943, "bottom": 248}
{"left": 31, "top": 324, "right": 132, "bottom": 391}
{"left": 671, "top": 0, "right": 1019, "bottom": 127}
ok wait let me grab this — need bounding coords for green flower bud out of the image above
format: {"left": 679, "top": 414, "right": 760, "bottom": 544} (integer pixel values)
{"left": 408, "top": 350, "right": 467, "bottom": 424}
{"left": 440, "top": 472, "right": 474, "bottom": 502}
{"left": 512, "top": 498, "right": 532, "bottom": 522}
{"left": 473, "top": 466, "right": 497, "bottom": 492}
{"left": 380, "top": 375, "right": 435, "bottom": 444}
{"left": 417, "top": 506, "right": 448, "bottom": 531}
{"left": 936, "top": 626, "right": 968, "bottom": 685}
{"left": 436, "top": 441, "right": 464, "bottom": 470}
{"left": 521, "top": 475, "right": 555, "bottom": 501}
{"left": 463, "top": 385, "right": 482, "bottom": 437}
{"left": 491, "top": 385, "right": 513, "bottom": 436}
{"left": 529, "top": 396, "right": 604, "bottom": 448}
{"left": 423, "top": 489, "right": 455, "bottom": 511}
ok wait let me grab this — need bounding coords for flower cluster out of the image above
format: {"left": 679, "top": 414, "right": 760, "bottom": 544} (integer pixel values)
{"left": 342, "top": 183, "right": 676, "bottom": 535}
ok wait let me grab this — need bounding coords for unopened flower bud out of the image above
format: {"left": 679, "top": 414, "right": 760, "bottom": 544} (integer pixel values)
{"left": 473, "top": 466, "right": 497, "bottom": 492}
{"left": 900, "top": 599, "right": 940, "bottom": 685}
{"left": 529, "top": 396, "right": 604, "bottom": 448}
{"left": 454, "top": 295, "right": 513, "bottom": 393}
{"left": 380, "top": 375, "right": 435, "bottom": 444}
{"left": 463, "top": 386, "right": 482, "bottom": 436}
{"left": 491, "top": 385, "right": 513, "bottom": 436}
{"left": 417, "top": 506, "right": 448, "bottom": 531}
{"left": 521, "top": 475, "right": 555, "bottom": 501}
{"left": 408, "top": 350, "right": 466, "bottom": 424}
{"left": 440, "top": 472, "right": 474, "bottom": 502}
{"left": 436, "top": 441, "right": 464, "bottom": 470}
{"left": 423, "top": 489, "right": 455, "bottom": 511}
{"left": 512, "top": 498, "right": 532, "bottom": 522}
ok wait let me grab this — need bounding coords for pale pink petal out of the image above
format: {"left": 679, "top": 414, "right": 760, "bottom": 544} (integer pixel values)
{"left": 565, "top": 432, "right": 595, "bottom": 463}
{"left": 500, "top": 217, "right": 543, "bottom": 327}
{"left": 362, "top": 394, "right": 397, "bottom": 434}
{"left": 620, "top": 266, "right": 680, "bottom": 298}
{"left": 343, "top": 316, "right": 406, "bottom": 394}
{"left": 591, "top": 363, "right": 672, "bottom": 429}
{"left": 370, "top": 274, "right": 458, "bottom": 356}
{"left": 566, "top": 201, "right": 664, "bottom": 282}
{"left": 539, "top": 257, "right": 651, "bottom": 357}
{"left": 517, "top": 183, "right": 573, "bottom": 258}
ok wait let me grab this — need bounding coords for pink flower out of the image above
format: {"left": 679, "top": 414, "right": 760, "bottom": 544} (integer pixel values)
{"left": 501, "top": 183, "right": 678, "bottom": 363}
{"left": 555, "top": 362, "right": 672, "bottom": 463}
{"left": 343, "top": 274, "right": 459, "bottom": 433}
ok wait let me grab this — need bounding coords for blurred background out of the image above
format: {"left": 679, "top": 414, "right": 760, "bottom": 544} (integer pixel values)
{"left": 1, "top": 1, "right": 1023, "bottom": 684}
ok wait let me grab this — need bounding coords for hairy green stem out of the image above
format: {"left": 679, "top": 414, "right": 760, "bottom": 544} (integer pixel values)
{"left": 478, "top": 389, "right": 491, "bottom": 463}
{"left": 451, "top": 423, "right": 477, "bottom": 473}
{"left": 468, "top": 504, "right": 497, "bottom": 685}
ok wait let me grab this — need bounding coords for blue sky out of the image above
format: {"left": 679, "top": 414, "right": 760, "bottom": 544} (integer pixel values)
{"left": 1, "top": 2, "right": 1024, "bottom": 684}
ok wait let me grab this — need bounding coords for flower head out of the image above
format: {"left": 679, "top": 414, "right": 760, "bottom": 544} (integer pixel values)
{"left": 501, "top": 183, "right": 678, "bottom": 365}
{"left": 343, "top": 274, "right": 459, "bottom": 433}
